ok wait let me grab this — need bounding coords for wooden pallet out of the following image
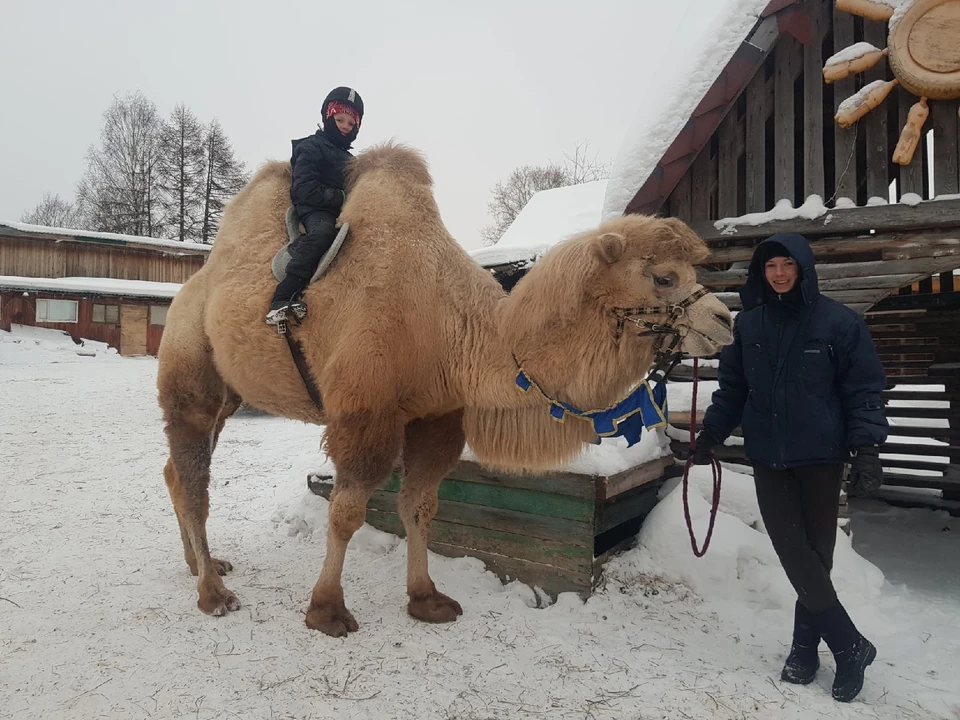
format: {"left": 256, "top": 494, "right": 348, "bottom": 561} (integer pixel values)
{"left": 307, "top": 455, "right": 673, "bottom": 599}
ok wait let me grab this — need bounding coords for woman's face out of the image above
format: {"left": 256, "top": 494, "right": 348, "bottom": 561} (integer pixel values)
{"left": 764, "top": 256, "right": 798, "bottom": 294}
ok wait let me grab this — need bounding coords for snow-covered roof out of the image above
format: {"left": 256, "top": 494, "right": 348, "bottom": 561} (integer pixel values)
{"left": 602, "top": 0, "right": 771, "bottom": 221}
{"left": 0, "top": 221, "right": 211, "bottom": 255}
{"left": 0, "top": 275, "right": 181, "bottom": 299}
{"left": 470, "top": 180, "right": 607, "bottom": 268}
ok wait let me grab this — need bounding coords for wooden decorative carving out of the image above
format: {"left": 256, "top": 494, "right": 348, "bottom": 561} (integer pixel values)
{"left": 827, "top": 0, "right": 960, "bottom": 165}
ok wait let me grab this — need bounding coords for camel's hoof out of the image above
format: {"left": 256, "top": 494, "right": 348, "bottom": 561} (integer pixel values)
{"left": 187, "top": 557, "right": 233, "bottom": 577}
{"left": 408, "top": 589, "right": 463, "bottom": 624}
{"left": 197, "top": 584, "right": 241, "bottom": 616}
{"left": 305, "top": 600, "right": 359, "bottom": 637}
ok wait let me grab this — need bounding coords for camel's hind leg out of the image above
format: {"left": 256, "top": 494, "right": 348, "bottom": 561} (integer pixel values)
{"left": 159, "top": 353, "right": 242, "bottom": 616}
{"left": 306, "top": 407, "right": 405, "bottom": 636}
{"left": 398, "top": 411, "right": 465, "bottom": 623}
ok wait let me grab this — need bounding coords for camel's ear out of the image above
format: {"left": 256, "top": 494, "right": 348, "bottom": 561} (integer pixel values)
{"left": 596, "top": 232, "right": 625, "bottom": 265}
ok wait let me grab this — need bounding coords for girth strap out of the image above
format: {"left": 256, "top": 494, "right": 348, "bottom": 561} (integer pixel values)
{"left": 284, "top": 333, "right": 324, "bottom": 411}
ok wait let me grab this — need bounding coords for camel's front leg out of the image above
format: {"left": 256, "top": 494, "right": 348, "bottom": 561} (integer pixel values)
{"left": 164, "top": 441, "right": 239, "bottom": 616}
{"left": 307, "top": 409, "right": 404, "bottom": 636}
{"left": 398, "top": 412, "right": 465, "bottom": 623}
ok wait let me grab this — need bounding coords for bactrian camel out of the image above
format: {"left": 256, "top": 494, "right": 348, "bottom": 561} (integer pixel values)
{"left": 157, "top": 143, "right": 733, "bottom": 637}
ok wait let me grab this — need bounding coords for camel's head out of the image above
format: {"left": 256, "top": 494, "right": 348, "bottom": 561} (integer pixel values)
{"left": 586, "top": 215, "right": 733, "bottom": 358}
{"left": 502, "top": 214, "right": 733, "bottom": 404}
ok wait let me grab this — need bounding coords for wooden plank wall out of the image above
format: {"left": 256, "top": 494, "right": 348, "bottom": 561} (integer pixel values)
{"left": 665, "top": 0, "right": 960, "bottom": 228}
{"left": 0, "top": 290, "right": 170, "bottom": 357}
{"left": 864, "top": 299, "right": 960, "bottom": 494}
{"left": 0, "top": 237, "right": 205, "bottom": 283}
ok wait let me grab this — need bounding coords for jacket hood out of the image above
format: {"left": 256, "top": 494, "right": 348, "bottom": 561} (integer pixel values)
{"left": 740, "top": 233, "right": 820, "bottom": 310}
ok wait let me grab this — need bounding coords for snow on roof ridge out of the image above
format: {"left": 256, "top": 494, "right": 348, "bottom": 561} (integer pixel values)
{"left": 470, "top": 179, "right": 608, "bottom": 268}
{"left": 0, "top": 274, "right": 182, "bottom": 299}
{"left": 0, "top": 220, "right": 212, "bottom": 253}
{"left": 602, "top": 0, "right": 770, "bottom": 221}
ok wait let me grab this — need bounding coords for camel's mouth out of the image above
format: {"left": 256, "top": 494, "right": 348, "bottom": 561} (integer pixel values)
{"left": 681, "top": 321, "right": 734, "bottom": 357}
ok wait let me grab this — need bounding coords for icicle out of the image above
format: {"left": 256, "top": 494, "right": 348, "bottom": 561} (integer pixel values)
{"left": 835, "top": 79, "right": 899, "bottom": 128}
{"left": 835, "top": 0, "right": 895, "bottom": 22}
{"left": 893, "top": 98, "right": 929, "bottom": 166}
{"left": 823, "top": 43, "right": 888, "bottom": 84}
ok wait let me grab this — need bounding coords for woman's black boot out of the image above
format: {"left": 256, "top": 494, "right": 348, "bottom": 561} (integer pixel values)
{"left": 781, "top": 601, "right": 820, "bottom": 684}
{"left": 816, "top": 601, "right": 877, "bottom": 702}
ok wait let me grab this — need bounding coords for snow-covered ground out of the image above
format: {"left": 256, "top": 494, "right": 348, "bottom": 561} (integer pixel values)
{"left": 2, "top": 328, "right": 958, "bottom": 720}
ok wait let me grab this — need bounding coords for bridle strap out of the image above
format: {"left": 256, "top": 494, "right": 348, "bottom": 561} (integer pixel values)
{"left": 612, "top": 287, "right": 709, "bottom": 342}
{"left": 612, "top": 286, "right": 710, "bottom": 382}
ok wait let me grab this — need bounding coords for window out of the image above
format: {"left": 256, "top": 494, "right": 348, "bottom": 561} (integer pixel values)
{"left": 149, "top": 305, "right": 169, "bottom": 326}
{"left": 92, "top": 304, "right": 119, "bottom": 324}
{"left": 36, "top": 299, "right": 78, "bottom": 323}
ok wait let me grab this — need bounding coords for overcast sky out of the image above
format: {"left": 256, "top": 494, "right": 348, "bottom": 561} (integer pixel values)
{"left": 1, "top": 0, "right": 700, "bottom": 249}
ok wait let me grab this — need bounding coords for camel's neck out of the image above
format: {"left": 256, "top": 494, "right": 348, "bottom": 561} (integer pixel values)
{"left": 444, "top": 254, "right": 660, "bottom": 475}
{"left": 457, "top": 297, "right": 655, "bottom": 411}
{"left": 452, "top": 295, "right": 535, "bottom": 409}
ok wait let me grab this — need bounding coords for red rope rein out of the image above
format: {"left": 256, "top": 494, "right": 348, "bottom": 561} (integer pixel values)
{"left": 681, "top": 358, "right": 722, "bottom": 557}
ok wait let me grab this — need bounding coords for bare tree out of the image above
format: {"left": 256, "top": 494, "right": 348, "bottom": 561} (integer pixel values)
{"left": 480, "top": 141, "right": 610, "bottom": 246}
{"left": 76, "top": 92, "right": 164, "bottom": 237}
{"left": 562, "top": 140, "right": 611, "bottom": 185}
{"left": 200, "top": 119, "right": 250, "bottom": 244}
{"left": 20, "top": 192, "right": 79, "bottom": 228}
{"left": 480, "top": 164, "right": 570, "bottom": 246}
{"left": 157, "top": 104, "right": 207, "bottom": 241}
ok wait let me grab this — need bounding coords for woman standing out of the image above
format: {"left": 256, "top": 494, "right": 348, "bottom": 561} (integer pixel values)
{"left": 693, "top": 233, "right": 887, "bottom": 703}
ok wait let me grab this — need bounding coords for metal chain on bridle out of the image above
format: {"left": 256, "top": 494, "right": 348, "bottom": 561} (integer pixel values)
{"left": 611, "top": 287, "right": 710, "bottom": 383}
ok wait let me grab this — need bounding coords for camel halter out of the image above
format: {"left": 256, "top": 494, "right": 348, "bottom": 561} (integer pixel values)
{"left": 611, "top": 286, "right": 710, "bottom": 383}
{"left": 513, "top": 287, "right": 710, "bottom": 447}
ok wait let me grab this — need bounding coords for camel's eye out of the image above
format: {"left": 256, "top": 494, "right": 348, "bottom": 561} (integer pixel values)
{"left": 653, "top": 275, "right": 674, "bottom": 288}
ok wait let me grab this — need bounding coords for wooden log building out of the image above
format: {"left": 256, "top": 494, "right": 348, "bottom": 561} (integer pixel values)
{"left": 621, "top": 0, "right": 960, "bottom": 498}
{"left": 478, "top": 0, "right": 959, "bottom": 500}
{"left": 0, "top": 222, "right": 208, "bottom": 356}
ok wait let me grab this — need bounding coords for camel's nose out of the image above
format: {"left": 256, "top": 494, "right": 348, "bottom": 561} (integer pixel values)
{"left": 715, "top": 312, "right": 732, "bottom": 329}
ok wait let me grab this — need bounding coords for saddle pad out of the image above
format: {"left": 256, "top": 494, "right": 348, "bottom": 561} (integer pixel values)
{"left": 271, "top": 207, "right": 350, "bottom": 284}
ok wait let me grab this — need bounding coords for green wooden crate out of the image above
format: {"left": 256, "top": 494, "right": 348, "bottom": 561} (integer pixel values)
{"left": 307, "top": 455, "right": 673, "bottom": 599}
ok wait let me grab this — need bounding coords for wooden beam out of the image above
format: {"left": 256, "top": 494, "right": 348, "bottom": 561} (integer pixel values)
{"left": 833, "top": 9, "right": 857, "bottom": 202}
{"left": 884, "top": 390, "right": 960, "bottom": 401}
{"left": 703, "top": 233, "right": 960, "bottom": 265}
{"left": 774, "top": 35, "right": 802, "bottom": 204}
{"left": 714, "top": 287, "right": 892, "bottom": 309}
{"left": 874, "top": 292, "right": 960, "bottom": 311}
{"left": 863, "top": 18, "right": 890, "bottom": 200}
{"left": 832, "top": 7, "right": 858, "bottom": 202}
{"left": 897, "top": 87, "right": 926, "bottom": 197}
{"left": 745, "top": 73, "right": 772, "bottom": 213}
{"left": 699, "top": 258, "right": 959, "bottom": 285}
{"left": 690, "top": 147, "right": 713, "bottom": 221}
{"left": 671, "top": 169, "right": 693, "bottom": 223}
{"left": 881, "top": 472, "right": 960, "bottom": 491}
{"left": 881, "top": 238, "right": 960, "bottom": 261}
{"left": 882, "top": 443, "right": 960, "bottom": 456}
{"left": 718, "top": 111, "right": 741, "bottom": 218}
{"left": 693, "top": 197, "right": 960, "bottom": 241}
{"left": 932, "top": 100, "right": 960, "bottom": 196}
{"left": 803, "top": 0, "right": 826, "bottom": 200}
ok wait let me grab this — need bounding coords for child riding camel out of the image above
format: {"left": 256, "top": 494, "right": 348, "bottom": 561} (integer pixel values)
{"left": 265, "top": 86, "right": 364, "bottom": 328}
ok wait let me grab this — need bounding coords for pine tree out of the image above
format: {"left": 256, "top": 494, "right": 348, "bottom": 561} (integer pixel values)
{"left": 200, "top": 120, "right": 250, "bottom": 244}
{"left": 76, "top": 92, "right": 164, "bottom": 237}
{"left": 157, "top": 104, "right": 207, "bottom": 242}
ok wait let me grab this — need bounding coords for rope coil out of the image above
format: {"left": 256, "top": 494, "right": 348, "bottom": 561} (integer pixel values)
{"left": 681, "top": 358, "right": 722, "bottom": 557}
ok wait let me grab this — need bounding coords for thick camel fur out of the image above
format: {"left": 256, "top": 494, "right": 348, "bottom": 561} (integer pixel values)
{"left": 157, "top": 142, "right": 733, "bottom": 636}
